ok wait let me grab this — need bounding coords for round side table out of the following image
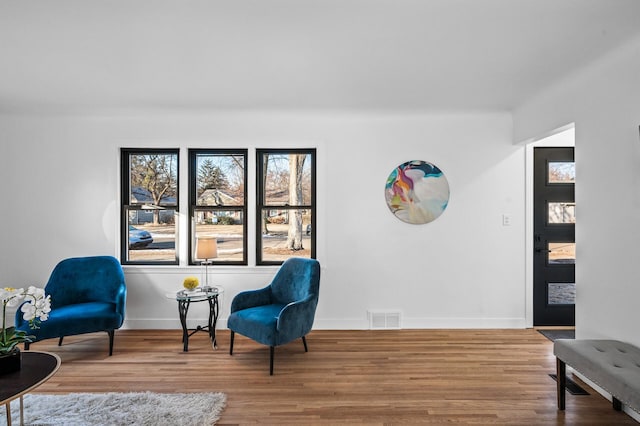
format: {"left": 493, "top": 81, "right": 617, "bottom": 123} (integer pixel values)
{"left": 0, "top": 351, "right": 61, "bottom": 426}
{"left": 166, "top": 286, "right": 224, "bottom": 351}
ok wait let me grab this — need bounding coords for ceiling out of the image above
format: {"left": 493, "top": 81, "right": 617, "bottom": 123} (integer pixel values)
{"left": 2, "top": 0, "right": 640, "bottom": 114}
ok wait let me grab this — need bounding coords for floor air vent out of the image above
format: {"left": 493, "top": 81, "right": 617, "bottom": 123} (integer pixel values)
{"left": 368, "top": 311, "right": 401, "bottom": 329}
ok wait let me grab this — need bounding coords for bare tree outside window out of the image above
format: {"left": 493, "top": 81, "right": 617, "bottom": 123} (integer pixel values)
{"left": 258, "top": 149, "right": 315, "bottom": 264}
{"left": 130, "top": 154, "right": 178, "bottom": 225}
{"left": 287, "top": 154, "right": 306, "bottom": 250}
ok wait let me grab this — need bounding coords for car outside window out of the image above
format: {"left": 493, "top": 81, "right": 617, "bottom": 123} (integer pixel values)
{"left": 121, "top": 149, "right": 179, "bottom": 265}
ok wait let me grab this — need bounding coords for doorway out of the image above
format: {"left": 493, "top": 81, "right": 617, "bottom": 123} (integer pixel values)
{"left": 533, "top": 147, "right": 575, "bottom": 326}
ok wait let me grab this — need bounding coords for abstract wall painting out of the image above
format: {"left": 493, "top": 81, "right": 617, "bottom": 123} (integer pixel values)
{"left": 385, "top": 160, "right": 450, "bottom": 224}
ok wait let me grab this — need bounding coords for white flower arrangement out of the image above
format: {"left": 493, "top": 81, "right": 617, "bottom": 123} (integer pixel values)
{"left": 1, "top": 286, "right": 52, "bottom": 355}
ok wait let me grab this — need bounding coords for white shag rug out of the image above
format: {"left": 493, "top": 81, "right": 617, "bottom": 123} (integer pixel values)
{"left": 1, "top": 391, "right": 226, "bottom": 426}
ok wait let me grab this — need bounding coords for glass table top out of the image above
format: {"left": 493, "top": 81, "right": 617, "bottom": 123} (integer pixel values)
{"left": 166, "top": 286, "right": 223, "bottom": 301}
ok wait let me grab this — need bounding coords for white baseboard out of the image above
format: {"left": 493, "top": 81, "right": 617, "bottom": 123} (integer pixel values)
{"left": 123, "top": 316, "right": 527, "bottom": 331}
{"left": 122, "top": 319, "right": 215, "bottom": 330}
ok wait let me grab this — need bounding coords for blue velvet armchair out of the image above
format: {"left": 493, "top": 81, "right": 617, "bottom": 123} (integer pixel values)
{"left": 228, "top": 257, "right": 321, "bottom": 375}
{"left": 15, "top": 256, "right": 127, "bottom": 356}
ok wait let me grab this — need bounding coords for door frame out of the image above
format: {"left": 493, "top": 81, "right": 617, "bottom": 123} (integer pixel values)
{"left": 524, "top": 124, "right": 575, "bottom": 327}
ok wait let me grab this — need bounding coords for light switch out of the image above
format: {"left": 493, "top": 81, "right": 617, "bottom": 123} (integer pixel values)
{"left": 502, "top": 214, "right": 512, "bottom": 226}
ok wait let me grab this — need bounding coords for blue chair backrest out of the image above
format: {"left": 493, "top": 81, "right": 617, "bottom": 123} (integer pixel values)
{"left": 45, "top": 256, "right": 126, "bottom": 312}
{"left": 270, "top": 258, "right": 320, "bottom": 306}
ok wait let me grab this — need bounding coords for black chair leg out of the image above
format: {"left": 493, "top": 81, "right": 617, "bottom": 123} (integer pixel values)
{"left": 58, "top": 336, "right": 64, "bottom": 346}
{"left": 107, "top": 330, "right": 115, "bottom": 356}
{"left": 229, "top": 331, "right": 235, "bottom": 355}
{"left": 270, "top": 346, "right": 274, "bottom": 376}
{"left": 302, "top": 336, "right": 308, "bottom": 352}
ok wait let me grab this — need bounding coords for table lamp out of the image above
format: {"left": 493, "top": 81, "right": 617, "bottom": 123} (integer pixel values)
{"left": 196, "top": 237, "right": 218, "bottom": 288}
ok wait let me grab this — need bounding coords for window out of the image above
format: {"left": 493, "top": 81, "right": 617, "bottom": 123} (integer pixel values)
{"left": 257, "top": 149, "right": 316, "bottom": 265}
{"left": 189, "top": 150, "right": 248, "bottom": 265}
{"left": 548, "top": 162, "right": 575, "bottom": 184}
{"left": 120, "top": 147, "right": 317, "bottom": 267}
{"left": 548, "top": 202, "right": 576, "bottom": 224}
{"left": 121, "top": 149, "right": 179, "bottom": 265}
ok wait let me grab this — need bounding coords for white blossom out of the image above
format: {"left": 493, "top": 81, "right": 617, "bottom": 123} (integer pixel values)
{"left": 3, "top": 287, "right": 25, "bottom": 308}
{"left": 21, "top": 302, "right": 36, "bottom": 321}
{"left": 2, "top": 285, "right": 52, "bottom": 354}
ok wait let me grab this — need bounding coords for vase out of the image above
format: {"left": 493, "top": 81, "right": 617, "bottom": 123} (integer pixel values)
{"left": 0, "top": 347, "right": 21, "bottom": 375}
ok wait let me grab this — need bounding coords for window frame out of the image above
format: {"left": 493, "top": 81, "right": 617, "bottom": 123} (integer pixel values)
{"left": 120, "top": 148, "right": 180, "bottom": 266}
{"left": 188, "top": 149, "right": 248, "bottom": 266}
{"left": 256, "top": 148, "right": 316, "bottom": 266}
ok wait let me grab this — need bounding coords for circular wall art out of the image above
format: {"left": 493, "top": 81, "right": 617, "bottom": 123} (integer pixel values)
{"left": 385, "top": 160, "right": 450, "bottom": 224}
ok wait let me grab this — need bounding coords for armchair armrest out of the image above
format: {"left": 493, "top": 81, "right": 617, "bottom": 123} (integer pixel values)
{"left": 277, "top": 295, "right": 317, "bottom": 337}
{"left": 115, "top": 283, "right": 127, "bottom": 317}
{"left": 230, "top": 285, "right": 272, "bottom": 313}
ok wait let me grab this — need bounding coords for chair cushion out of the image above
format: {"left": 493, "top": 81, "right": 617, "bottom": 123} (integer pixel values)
{"left": 227, "top": 304, "right": 285, "bottom": 347}
{"left": 17, "top": 302, "right": 123, "bottom": 342}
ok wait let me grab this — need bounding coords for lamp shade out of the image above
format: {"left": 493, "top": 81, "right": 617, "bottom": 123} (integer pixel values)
{"left": 196, "top": 237, "right": 218, "bottom": 260}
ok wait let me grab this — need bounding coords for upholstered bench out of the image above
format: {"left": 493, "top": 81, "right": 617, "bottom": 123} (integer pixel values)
{"left": 554, "top": 339, "right": 640, "bottom": 413}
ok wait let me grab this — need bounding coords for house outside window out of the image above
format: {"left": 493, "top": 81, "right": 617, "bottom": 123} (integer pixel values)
{"left": 189, "top": 149, "right": 248, "bottom": 265}
{"left": 121, "top": 149, "right": 179, "bottom": 265}
{"left": 257, "top": 149, "right": 316, "bottom": 265}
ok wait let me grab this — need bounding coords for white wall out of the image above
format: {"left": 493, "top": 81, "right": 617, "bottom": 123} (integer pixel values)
{"left": 0, "top": 111, "right": 526, "bottom": 329}
{"left": 514, "top": 34, "right": 640, "bottom": 345}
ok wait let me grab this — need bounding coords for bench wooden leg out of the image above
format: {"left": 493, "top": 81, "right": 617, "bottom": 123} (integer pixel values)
{"left": 557, "top": 357, "right": 566, "bottom": 410}
{"left": 613, "top": 396, "right": 622, "bottom": 411}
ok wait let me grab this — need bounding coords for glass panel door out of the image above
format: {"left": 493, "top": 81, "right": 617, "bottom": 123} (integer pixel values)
{"left": 533, "top": 147, "right": 575, "bottom": 326}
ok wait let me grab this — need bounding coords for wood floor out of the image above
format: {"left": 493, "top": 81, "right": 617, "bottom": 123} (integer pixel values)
{"left": 15, "top": 328, "right": 638, "bottom": 425}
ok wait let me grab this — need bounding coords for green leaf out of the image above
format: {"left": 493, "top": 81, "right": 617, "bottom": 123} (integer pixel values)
{"left": 0, "top": 327, "right": 34, "bottom": 354}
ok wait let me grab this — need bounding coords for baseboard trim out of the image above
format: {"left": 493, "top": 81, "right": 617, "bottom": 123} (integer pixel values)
{"left": 123, "top": 317, "right": 527, "bottom": 330}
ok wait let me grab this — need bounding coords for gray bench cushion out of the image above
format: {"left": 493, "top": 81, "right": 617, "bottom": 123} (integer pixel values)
{"left": 554, "top": 339, "right": 640, "bottom": 411}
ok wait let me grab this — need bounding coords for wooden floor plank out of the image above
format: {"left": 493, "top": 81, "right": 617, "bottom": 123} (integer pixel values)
{"left": 15, "top": 329, "right": 637, "bottom": 425}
